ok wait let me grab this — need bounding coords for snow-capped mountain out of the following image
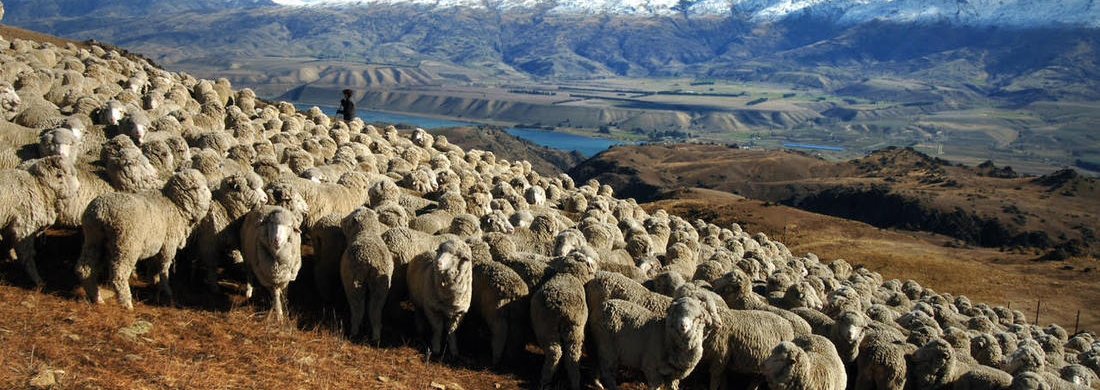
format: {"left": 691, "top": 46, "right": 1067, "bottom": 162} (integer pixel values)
{"left": 270, "top": 0, "right": 1100, "bottom": 27}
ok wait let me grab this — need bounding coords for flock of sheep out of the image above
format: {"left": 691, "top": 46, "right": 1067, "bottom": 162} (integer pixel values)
{"left": 2, "top": 27, "right": 1100, "bottom": 390}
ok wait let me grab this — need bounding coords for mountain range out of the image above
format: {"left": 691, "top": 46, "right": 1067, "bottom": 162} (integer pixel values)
{"left": 269, "top": 0, "right": 1100, "bottom": 27}
{"left": 6, "top": 0, "right": 1099, "bottom": 100}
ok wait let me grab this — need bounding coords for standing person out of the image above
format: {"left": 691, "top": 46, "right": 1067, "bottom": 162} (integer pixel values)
{"left": 336, "top": 89, "right": 356, "bottom": 121}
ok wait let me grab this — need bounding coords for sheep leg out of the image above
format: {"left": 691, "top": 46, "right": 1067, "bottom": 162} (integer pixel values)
{"left": 597, "top": 346, "right": 620, "bottom": 390}
{"left": 75, "top": 229, "right": 104, "bottom": 304}
{"left": 367, "top": 275, "right": 390, "bottom": 344}
{"left": 489, "top": 315, "right": 508, "bottom": 366}
{"left": 563, "top": 324, "right": 584, "bottom": 390}
{"left": 540, "top": 341, "right": 563, "bottom": 389}
{"left": 153, "top": 247, "right": 177, "bottom": 306}
{"left": 342, "top": 272, "right": 367, "bottom": 339}
{"left": 243, "top": 268, "right": 254, "bottom": 299}
{"left": 426, "top": 311, "right": 444, "bottom": 356}
{"left": 14, "top": 234, "right": 43, "bottom": 288}
{"left": 199, "top": 242, "right": 221, "bottom": 293}
{"left": 445, "top": 312, "right": 464, "bottom": 357}
{"left": 708, "top": 360, "right": 728, "bottom": 390}
{"left": 271, "top": 285, "right": 285, "bottom": 322}
{"left": 109, "top": 255, "right": 136, "bottom": 310}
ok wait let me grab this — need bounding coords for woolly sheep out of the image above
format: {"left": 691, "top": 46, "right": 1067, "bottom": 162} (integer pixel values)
{"left": 469, "top": 250, "right": 530, "bottom": 365}
{"left": 103, "top": 135, "right": 162, "bottom": 191}
{"left": 909, "top": 338, "right": 1013, "bottom": 390}
{"left": 530, "top": 248, "right": 599, "bottom": 390}
{"left": 277, "top": 170, "right": 371, "bottom": 230}
{"left": 701, "top": 307, "right": 800, "bottom": 390}
{"left": 763, "top": 334, "right": 847, "bottom": 390}
{"left": 240, "top": 205, "right": 303, "bottom": 321}
{"left": 193, "top": 172, "right": 268, "bottom": 292}
{"left": 77, "top": 169, "right": 212, "bottom": 309}
{"left": 337, "top": 207, "right": 394, "bottom": 342}
{"left": 407, "top": 239, "right": 474, "bottom": 357}
{"left": 0, "top": 156, "right": 80, "bottom": 286}
{"left": 855, "top": 325, "right": 914, "bottom": 390}
{"left": 593, "top": 296, "right": 710, "bottom": 390}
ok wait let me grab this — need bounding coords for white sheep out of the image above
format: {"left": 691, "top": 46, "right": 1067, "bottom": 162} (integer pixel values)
{"left": 407, "top": 239, "right": 474, "bottom": 358}
{"left": 763, "top": 334, "right": 847, "bottom": 390}
{"left": 909, "top": 338, "right": 1014, "bottom": 390}
{"left": 468, "top": 247, "right": 530, "bottom": 366}
{"left": 592, "top": 296, "right": 711, "bottom": 390}
{"left": 339, "top": 207, "right": 393, "bottom": 342}
{"left": 0, "top": 156, "right": 80, "bottom": 286}
{"left": 193, "top": 172, "right": 268, "bottom": 292}
{"left": 240, "top": 205, "right": 303, "bottom": 322}
{"left": 530, "top": 248, "right": 599, "bottom": 390}
{"left": 76, "top": 169, "right": 212, "bottom": 309}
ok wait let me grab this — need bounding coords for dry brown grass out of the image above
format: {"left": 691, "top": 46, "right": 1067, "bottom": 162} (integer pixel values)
{"left": 0, "top": 25, "right": 87, "bottom": 49}
{"left": 645, "top": 190, "right": 1100, "bottom": 333}
{"left": 0, "top": 282, "right": 527, "bottom": 389}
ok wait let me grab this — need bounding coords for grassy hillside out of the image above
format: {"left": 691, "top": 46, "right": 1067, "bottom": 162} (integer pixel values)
{"left": 572, "top": 144, "right": 1100, "bottom": 257}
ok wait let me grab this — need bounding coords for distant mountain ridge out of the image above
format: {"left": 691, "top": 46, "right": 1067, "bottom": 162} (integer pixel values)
{"left": 271, "top": 0, "right": 1100, "bottom": 27}
{"left": 5, "top": 0, "right": 1100, "bottom": 104}
{"left": 3, "top": 0, "right": 276, "bottom": 19}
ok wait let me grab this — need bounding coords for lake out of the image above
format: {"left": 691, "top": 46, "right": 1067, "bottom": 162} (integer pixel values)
{"left": 504, "top": 128, "right": 622, "bottom": 158}
{"left": 295, "top": 103, "right": 621, "bottom": 157}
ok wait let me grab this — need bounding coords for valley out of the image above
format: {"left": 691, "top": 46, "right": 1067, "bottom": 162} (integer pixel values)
{"left": 287, "top": 75, "right": 1100, "bottom": 175}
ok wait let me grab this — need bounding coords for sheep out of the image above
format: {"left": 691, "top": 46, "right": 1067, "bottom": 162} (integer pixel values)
{"left": 592, "top": 296, "right": 711, "bottom": 390}
{"left": 480, "top": 231, "right": 550, "bottom": 289}
{"left": 193, "top": 172, "right": 268, "bottom": 292}
{"left": 855, "top": 326, "right": 915, "bottom": 390}
{"left": 240, "top": 205, "right": 303, "bottom": 322}
{"left": 76, "top": 169, "right": 212, "bottom": 309}
{"left": 0, "top": 156, "right": 80, "bottom": 286}
{"left": 469, "top": 251, "right": 530, "bottom": 366}
{"left": 102, "top": 135, "right": 162, "bottom": 191}
{"left": 702, "top": 307, "right": 800, "bottom": 390}
{"left": 763, "top": 334, "right": 847, "bottom": 390}
{"left": 339, "top": 207, "right": 393, "bottom": 342}
{"left": 276, "top": 171, "right": 371, "bottom": 230}
{"left": 711, "top": 269, "right": 813, "bottom": 335}
{"left": 530, "top": 248, "right": 600, "bottom": 390}
{"left": 407, "top": 239, "right": 474, "bottom": 358}
{"left": 909, "top": 338, "right": 1014, "bottom": 390}
{"left": 409, "top": 191, "right": 465, "bottom": 234}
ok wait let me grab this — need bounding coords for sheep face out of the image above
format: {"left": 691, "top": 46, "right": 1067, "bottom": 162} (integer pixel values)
{"left": 434, "top": 240, "right": 474, "bottom": 303}
{"left": 764, "top": 341, "right": 804, "bottom": 384}
{"left": 99, "top": 100, "right": 124, "bottom": 126}
{"left": 38, "top": 127, "right": 79, "bottom": 162}
{"left": 28, "top": 155, "right": 80, "bottom": 200}
{"left": 480, "top": 210, "right": 514, "bottom": 234}
{"left": 263, "top": 209, "right": 301, "bottom": 252}
{"left": 667, "top": 296, "right": 708, "bottom": 343}
{"left": 341, "top": 207, "right": 380, "bottom": 237}
{"left": 909, "top": 339, "right": 955, "bottom": 389}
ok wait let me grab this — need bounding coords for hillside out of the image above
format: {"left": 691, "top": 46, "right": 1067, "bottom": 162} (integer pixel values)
{"left": 571, "top": 144, "right": 1100, "bottom": 258}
